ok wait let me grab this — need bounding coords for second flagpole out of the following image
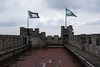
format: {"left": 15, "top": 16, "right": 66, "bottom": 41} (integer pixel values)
{"left": 65, "top": 7, "right": 67, "bottom": 29}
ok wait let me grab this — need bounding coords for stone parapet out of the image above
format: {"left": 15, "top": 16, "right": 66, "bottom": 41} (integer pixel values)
{"left": 46, "top": 35, "right": 63, "bottom": 44}
{"left": 0, "top": 35, "right": 23, "bottom": 50}
{"left": 62, "top": 25, "right": 100, "bottom": 57}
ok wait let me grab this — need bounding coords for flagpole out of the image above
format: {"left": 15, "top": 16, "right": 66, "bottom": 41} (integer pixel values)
{"left": 27, "top": 10, "right": 30, "bottom": 36}
{"left": 27, "top": 11, "right": 29, "bottom": 28}
{"left": 65, "top": 7, "right": 67, "bottom": 29}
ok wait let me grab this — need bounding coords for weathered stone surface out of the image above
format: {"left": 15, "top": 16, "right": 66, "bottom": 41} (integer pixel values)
{"left": 1, "top": 25, "right": 100, "bottom": 61}
{"left": 0, "top": 35, "right": 23, "bottom": 50}
{"left": 20, "top": 27, "right": 63, "bottom": 47}
{"left": 46, "top": 35, "right": 63, "bottom": 44}
{"left": 62, "top": 25, "right": 100, "bottom": 57}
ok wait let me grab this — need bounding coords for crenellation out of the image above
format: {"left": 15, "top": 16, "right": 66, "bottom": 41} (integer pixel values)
{"left": 20, "top": 27, "right": 63, "bottom": 47}
{"left": 46, "top": 35, "right": 63, "bottom": 44}
{"left": 20, "top": 27, "right": 27, "bottom": 36}
{"left": 28, "top": 28, "right": 33, "bottom": 36}
{"left": 54, "top": 35, "right": 59, "bottom": 40}
{"left": 63, "top": 25, "right": 100, "bottom": 57}
{"left": 46, "top": 35, "right": 53, "bottom": 44}
{"left": 34, "top": 28, "right": 39, "bottom": 36}
{"left": 39, "top": 32, "right": 46, "bottom": 40}
{"left": 1, "top": 25, "right": 100, "bottom": 61}
{"left": 0, "top": 27, "right": 63, "bottom": 61}
{"left": 61, "top": 26, "right": 64, "bottom": 41}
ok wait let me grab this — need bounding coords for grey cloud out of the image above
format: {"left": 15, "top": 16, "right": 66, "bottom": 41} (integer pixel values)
{"left": 36, "top": 19, "right": 64, "bottom": 29}
{"left": 43, "top": 0, "right": 81, "bottom": 10}
{"left": 35, "top": 20, "right": 56, "bottom": 28}
{"left": 56, "top": 19, "right": 64, "bottom": 26}
{"left": 0, "top": 0, "right": 7, "bottom": 12}
{"left": 43, "top": 0, "right": 100, "bottom": 13}
{"left": 82, "top": 0, "right": 100, "bottom": 13}
{"left": 85, "top": 20, "right": 100, "bottom": 26}
{"left": 0, "top": 20, "right": 23, "bottom": 27}
{"left": 0, "top": 0, "right": 21, "bottom": 12}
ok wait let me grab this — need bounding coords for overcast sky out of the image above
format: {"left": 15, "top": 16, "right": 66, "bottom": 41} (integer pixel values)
{"left": 0, "top": 0, "right": 100, "bottom": 36}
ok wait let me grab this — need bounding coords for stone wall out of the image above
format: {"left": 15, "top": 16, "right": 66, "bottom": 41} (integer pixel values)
{"left": 85, "top": 34, "right": 100, "bottom": 57}
{"left": 0, "top": 34, "right": 29, "bottom": 61}
{"left": 62, "top": 25, "right": 100, "bottom": 57}
{"left": 20, "top": 27, "right": 46, "bottom": 47}
{"left": 62, "top": 25, "right": 88, "bottom": 50}
{"left": 0, "top": 44, "right": 29, "bottom": 61}
{"left": 20, "top": 27, "right": 39, "bottom": 37}
{"left": 0, "top": 35, "right": 23, "bottom": 50}
{"left": 0, "top": 27, "right": 63, "bottom": 61}
{"left": 46, "top": 35, "right": 63, "bottom": 45}
{"left": 20, "top": 27, "right": 63, "bottom": 47}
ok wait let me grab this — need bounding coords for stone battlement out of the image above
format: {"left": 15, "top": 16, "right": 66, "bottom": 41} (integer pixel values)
{"left": 0, "top": 35, "right": 23, "bottom": 50}
{"left": 19, "top": 27, "right": 63, "bottom": 48}
{"left": 20, "top": 27, "right": 40, "bottom": 37}
{"left": 46, "top": 35, "right": 62, "bottom": 44}
{"left": 62, "top": 25, "right": 100, "bottom": 57}
{"left": 0, "top": 25, "right": 100, "bottom": 59}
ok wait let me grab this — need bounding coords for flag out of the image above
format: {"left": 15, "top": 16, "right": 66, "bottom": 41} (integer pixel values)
{"left": 28, "top": 10, "right": 40, "bottom": 18}
{"left": 66, "top": 9, "right": 77, "bottom": 17}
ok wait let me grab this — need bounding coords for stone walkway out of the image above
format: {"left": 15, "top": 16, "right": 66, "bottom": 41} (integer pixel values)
{"left": 0, "top": 47, "right": 84, "bottom": 67}
{"left": 64, "top": 44, "right": 100, "bottom": 67}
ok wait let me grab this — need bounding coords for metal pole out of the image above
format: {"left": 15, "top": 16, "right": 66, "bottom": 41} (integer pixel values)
{"left": 27, "top": 11, "right": 29, "bottom": 28}
{"left": 65, "top": 7, "right": 67, "bottom": 29}
{"left": 27, "top": 10, "right": 29, "bottom": 36}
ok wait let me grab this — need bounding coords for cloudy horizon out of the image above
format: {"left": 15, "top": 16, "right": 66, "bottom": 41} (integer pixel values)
{"left": 0, "top": 0, "right": 100, "bottom": 36}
